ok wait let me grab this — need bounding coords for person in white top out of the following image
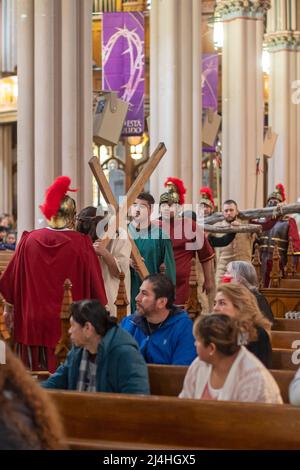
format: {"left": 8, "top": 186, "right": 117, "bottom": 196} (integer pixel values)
{"left": 76, "top": 206, "right": 131, "bottom": 316}
{"left": 179, "top": 313, "right": 283, "bottom": 404}
{"left": 289, "top": 367, "right": 300, "bottom": 405}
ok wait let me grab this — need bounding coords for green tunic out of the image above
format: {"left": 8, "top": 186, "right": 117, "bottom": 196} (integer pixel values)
{"left": 128, "top": 223, "right": 176, "bottom": 312}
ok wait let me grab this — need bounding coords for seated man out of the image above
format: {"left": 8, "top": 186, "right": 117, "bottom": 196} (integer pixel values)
{"left": 41, "top": 300, "right": 149, "bottom": 395}
{"left": 121, "top": 273, "right": 197, "bottom": 365}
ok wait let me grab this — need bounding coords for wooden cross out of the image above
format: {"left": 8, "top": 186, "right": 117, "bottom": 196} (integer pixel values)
{"left": 89, "top": 142, "right": 167, "bottom": 280}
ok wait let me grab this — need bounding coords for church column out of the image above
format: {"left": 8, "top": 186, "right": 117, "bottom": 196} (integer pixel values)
{"left": 0, "top": 125, "right": 12, "bottom": 213}
{"left": 265, "top": 0, "right": 300, "bottom": 203}
{"left": 150, "top": 0, "right": 202, "bottom": 206}
{"left": 34, "top": 0, "right": 59, "bottom": 227}
{"left": 61, "top": 0, "right": 93, "bottom": 209}
{"left": 17, "top": 0, "right": 93, "bottom": 232}
{"left": 17, "top": 0, "right": 34, "bottom": 233}
{"left": 1, "top": 0, "right": 17, "bottom": 73}
{"left": 216, "top": 0, "right": 270, "bottom": 209}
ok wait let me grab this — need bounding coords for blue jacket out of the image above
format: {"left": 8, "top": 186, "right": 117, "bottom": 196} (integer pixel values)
{"left": 121, "top": 307, "right": 197, "bottom": 365}
{"left": 41, "top": 325, "right": 150, "bottom": 394}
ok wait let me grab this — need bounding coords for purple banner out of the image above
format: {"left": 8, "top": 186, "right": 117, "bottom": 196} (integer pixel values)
{"left": 102, "top": 12, "right": 145, "bottom": 136}
{"left": 202, "top": 53, "right": 218, "bottom": 111}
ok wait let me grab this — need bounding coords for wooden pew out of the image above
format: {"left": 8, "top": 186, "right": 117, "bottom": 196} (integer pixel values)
{"left": 0, "top": 250, "right": 14, "bottom": 275}
{"left": 147, "top": 364, "right": 294, "bottom": 404}
{"left": 273, "top": 318, "right": 300, "bottom": 332}
{"left": 260, "top": 287, "right": 300, "bottom": 318}
{"left": 272, "top": 348, "right": 298, "bottom": 370}
{"left": 271, "top": 331, "right": 300, "bottom": 349}
{"left": 49, "top": 390, "right": 300, "bottom": 450}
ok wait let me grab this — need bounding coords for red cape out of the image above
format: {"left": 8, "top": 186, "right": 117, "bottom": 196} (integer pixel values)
{"left": 0, "top": 228, "right": 107, "bottom": 348}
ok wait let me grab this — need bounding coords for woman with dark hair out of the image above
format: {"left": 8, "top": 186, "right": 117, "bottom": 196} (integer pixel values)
{"left": 179, "top": 314, "right": 282, "bottom": 404}
{"left": 76, "top": 206, "right": 131, "bottom": 316}
{"left": 0, "top": 345, "right": 65, "bottom": 449}
{"left": 41, "top": 299, "right": 149, "bottom": 394}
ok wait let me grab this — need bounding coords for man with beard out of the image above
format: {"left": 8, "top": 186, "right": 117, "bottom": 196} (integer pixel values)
{"left": 157, "top": 178, "right": 215, "bottom": 306}
{"left": 256, "top": 184, "right": 300, "bottom": 287}
{"left": 121, "top": 273, "right": 196, "bottom": 365}
{"left": 128, "top": 192, "right": 176, "bottom": 312}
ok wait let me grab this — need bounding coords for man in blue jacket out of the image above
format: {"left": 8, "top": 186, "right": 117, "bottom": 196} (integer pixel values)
{"left": 121, "top": 273, "right": 197, "bottom": 365}
{"left": 41, "top": 299, "right": 149, "bottom": 394}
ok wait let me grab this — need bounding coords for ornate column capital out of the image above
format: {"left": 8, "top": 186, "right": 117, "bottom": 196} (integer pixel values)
{"left": 215, "top": 0, "right": 271, "bottom": 20}
{"left": 264, "top": 31, "right": 300, "bottom": 51}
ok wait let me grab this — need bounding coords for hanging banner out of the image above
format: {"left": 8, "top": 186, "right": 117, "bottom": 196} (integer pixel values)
{"left": 202, "top": 53, "right": 218, "bottom": 111}
{"left": 102, "top": 12, "right": 145, "bottom": 136}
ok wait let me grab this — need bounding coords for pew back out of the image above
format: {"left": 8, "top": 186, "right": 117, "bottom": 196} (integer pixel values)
{"left": 0, "top": 250, "right": 14, "bottom": 275}
{"left": 273, "top": 318, "right": 300, "bottom": 332}
{"left": 49, "top": 390, "right": 300, "bottom": 450}
{"left": 271, "top": 331, "right": 300, "bottom": 349}
{"left": 147, "top": 364, "right": 294, "bottom": 404}
{"left": 261, "top": 288, "right": 300, "bottom": 318}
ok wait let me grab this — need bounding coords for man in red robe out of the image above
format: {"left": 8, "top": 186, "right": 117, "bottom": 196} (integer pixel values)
{"left": 157, "top": 178, "right": 215, "bottom": 306}
{"left": 0, "top": 176, "right": 107, "bottom": 372}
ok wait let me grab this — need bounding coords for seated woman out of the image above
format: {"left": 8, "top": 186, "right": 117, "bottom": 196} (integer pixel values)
{"left": 223, "top": 261, "right": 274, "bottom": 323}
{"left": 0, "top": 345, "right": 65, "bottom": 449}
{"left": 76, "top": 206, "right": 131, "bottom": 316}
{"left": 213, "top": 283, "right": 272, "bottom": 368}
{"left": 41, "top": 299, "right": 150, "bottom": 394}
{"left": 179, "top": 313, "right": 282, "bottom": 403}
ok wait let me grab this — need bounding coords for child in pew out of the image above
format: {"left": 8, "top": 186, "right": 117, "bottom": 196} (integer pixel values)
{"left": 0, "top": 345, "right": 65, "bottom": 449}
{"left": 41, "top": 299, "right": 150, "bottom": 395}
{"left": 179, "top": 314, "right": 283, "bottom": 403}
{"left": 213, "top": 283, "right": 272, "bottom": 368}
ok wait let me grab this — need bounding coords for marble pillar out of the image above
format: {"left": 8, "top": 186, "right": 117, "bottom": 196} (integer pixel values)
{"left": 149, "top": 0, "right": 202, "bottom": 206}
{"left": 17, "top": 0, "right": 93, "bottom": 232}
{"left": 216, "top": 0, "right": 270, "bottom": 209}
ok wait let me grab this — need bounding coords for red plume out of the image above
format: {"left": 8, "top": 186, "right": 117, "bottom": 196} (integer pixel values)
{"left": 39, "top": 176, "right": 78, "bottom": 220}
{"left": 276, "top": 183, "right": 286, "bottom": 202}
{"left": 164, "top": 177, "right": 187, "bottom": 205}
{"left": 200, "top": 186, "right": 215, "bottom": 208}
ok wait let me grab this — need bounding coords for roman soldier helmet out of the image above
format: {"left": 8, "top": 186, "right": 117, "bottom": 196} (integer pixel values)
{"left": 199, "top": 187, "right": 215, "bottom": 210}
{"left": 267, "top": 183, "right": 286, "bottom": 203}
{"left": 159, "top": 177, "right": 186, "bottom": 205}
{"left": 39, "top": 176, "right": 78, "bottom": 229}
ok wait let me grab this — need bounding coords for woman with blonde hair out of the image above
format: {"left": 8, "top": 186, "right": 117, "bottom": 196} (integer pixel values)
{"left": 224, "top": 261, "right": 274, "bottom": 323}
{"left": 213, "top": 283, "right": 272, "bottom": 368}
{"left": 0, "top": 345, "right": 65, "bottom": 449}
{"left": 179, "top": 313, "right": 282, "bottom": 403}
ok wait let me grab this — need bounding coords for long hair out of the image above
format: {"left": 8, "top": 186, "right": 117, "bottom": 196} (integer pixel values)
{"left": 216, "top": 283, "right": 272, "bottom": 339}
{"left": 227, "top": 261, "right": 259, "bottom": 290}
{"left": 0, "top": 346, "right": 65, "bottom": 449}
{"left": 194, "top": 313, "right": 241, "bottom": 356}
{"left": 76, "top": 206, "right": 102, "bottom": 243}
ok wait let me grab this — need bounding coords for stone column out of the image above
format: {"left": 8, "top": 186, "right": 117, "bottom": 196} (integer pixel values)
{"left": 17, "top": 0, "right": 93, "bottom": 232}
{"left": 61, "top": 0, "right": 93, "bottom": 210}
{"left": 1, "top": 0, "right": 17, "bottom": 73}
{"left": 150, "top": 0, "right": 202, "bottom": 206}
{"left": 0, "top": 125, "right": 12, "bottom": 213}
{"left": 265, "top": 0, "right": 300, "bottom": 203}
{"left": 17, "top": 0, "right": 34, "bottom": 233}
{"left": 216, "top": 0, "right": 270, "bottom": 209}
